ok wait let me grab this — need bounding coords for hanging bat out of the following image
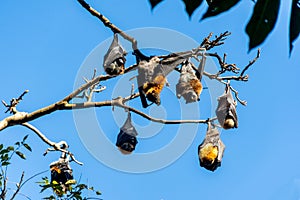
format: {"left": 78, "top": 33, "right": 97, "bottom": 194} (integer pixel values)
{"left": 137, "top": 54, "right": 186, "bottom": 107}
{"left": 176, "top": 61, "right": 203, "bottom": 103}
{"left": 198, "top": 123, "right": 225, "bottom": 171}
{"left": 50, "top": 159, "right": 75, "bottom": 195}
{"left": 103, "top": 33, "right": 127, "bottom": 75}
{"left": 215, "top": 83, "right": 238, "bottom": 129}
{"left": 116, "top": 113, "right": 138, "bottom": 154}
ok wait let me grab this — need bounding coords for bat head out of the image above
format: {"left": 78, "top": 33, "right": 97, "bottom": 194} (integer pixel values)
{"left": 145, "top": 90, "right": 161, "bottom": 105}
{"left": 105, "top": 58, "right": 125, "bottom": 75}
{"left": 182, "top": 91, "right": 199, "bottom": 103}
{"left": 223, "top": 116, "right": 235, "bottom": 129}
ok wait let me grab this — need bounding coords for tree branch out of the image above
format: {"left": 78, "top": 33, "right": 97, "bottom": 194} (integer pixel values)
{"left": 240, "top": 48, "right": 260, "bottom": 77}
{"left": 21, "top": 123, "right": 83, "bottom": 165}
{"left": 65, "top": 94, "right": 215, "bottom": 124}
{"left": 77, "top": 0, "right": 138, "bottom": 50}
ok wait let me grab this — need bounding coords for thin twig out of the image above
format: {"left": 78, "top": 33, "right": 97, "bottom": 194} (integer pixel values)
{"left": 1, "top": 177, "right": 7, "bottom": 200}
{"left": 2, "top": 90, "right": 29, "bottom": 114}
{"left": 203, "top": 71, "right": 248, "bottom": 82}
{"left": 230, "top": 86, "right": 247, "bottom": 106}
{"left": 19, "top": 170, "right": 48, "bottom": 189}
{"left": 203, "top": 71, "right": 247, "bottom": 105}
{"left": 240, "top": 49, "right": 260, "bottom": 77}
{"left": 10, "top": 171, "right": 24, "bottom": 200}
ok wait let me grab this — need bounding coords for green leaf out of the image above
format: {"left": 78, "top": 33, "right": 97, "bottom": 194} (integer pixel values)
{"left": 22, "top": 134, "right": 29, "bottom": 142}
{"left": 96, "top": 191, "right": 102, "bottom": 195}
{"left": 40, "top": 184, "right": 53, "bottom": 193}
{"left": 76, "top": 184, "right": 88, "bottom": 190}
{"left": 15, "top": 142, "right": 20, "bottom": 146}
{"left": 201, "top": 0, "right": 241, "bottom": 20}
{"left": 7, "top": 146, "right": 14, "bottom": 151}
{"left": 42, "top": 195, "right": 56, "bottom": 200}
{"left": 16, "top": 151, "right": 26, "bottom": 160}
{"left": 1, "top": 153, "right": 9, "bottom": 162}
{"left": 182, "top": 0, "right": 203, "bottom": 18}
{"left": 23, "top": 143, "right": 32, "bottom": 152}
{"left": 0, "top": 149, "right": 9, "bottom": 155}
{"left": 0, "top": 144, "right": 3, "bottom": 150}
{"left": 149, "top": 0, "right": 164, "bottom": 10}
{"left": 289, "top": 0, "right": 300, "bottom": 55}
{"left": 2, "top": 161, "right": 10, "bottom": 166}
{"left": 89, "top": 186, "right": 94, "bottom": 191}
{"left": 246, "top": 0, "right": 280, "bottom": 51}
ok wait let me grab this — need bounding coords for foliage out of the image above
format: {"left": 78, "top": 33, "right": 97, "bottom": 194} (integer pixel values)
{"left": 38, "top": 177, "right": 102, "bottom": 200}
{"left": 0, "top": 135, "right": 31, "bottom": 199}
{"left": 148, "top": 0, "right": 300, "bottom": 55}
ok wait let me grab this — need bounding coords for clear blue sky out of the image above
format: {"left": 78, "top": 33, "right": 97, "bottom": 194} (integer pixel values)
{"left": 0, "top": 0, "right": 300, "bottom": 200}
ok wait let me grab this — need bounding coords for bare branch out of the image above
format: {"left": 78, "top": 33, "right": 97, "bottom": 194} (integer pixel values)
{"left": 77, "top": 0, "right": 138, "bottom": 51}
{"left": 63, "top": 64, "right": 137, "bottom": 103}
{"left": 203, "top": 72, "right": 247, "bottom": 105}
{"left": 19, "top": 170, "right": 48, "bottom": 190}
{"left": 1, "top": 177, "right": 7, "bottom": 200}
{"left": 10, "top": 171, "right": 24, "bottom": 200}
{"left": 230, "top": 86, "right": 247, "bottom": 106}
{"left": 2, "top": 90, "right": 29, "bottom": 114}
{"left": 201, "top": 31, "right": 231, "bottom": 50}
{"left": 21, "top": 123, "right": 56, "bottom": 147}
{"left": 205, "top": 52, "right": 240, "bottom": 74}
{"left": 203, "top": 71, "right": 248, "bottom": 82}
{"left": 240, "top": 48, "right": 260, "bottom": 77}
{"left": 21, "top": 123, "right": 83, "bottom": 165}
{"left": 65, "top": 94, "right": 215, "bottom": 125}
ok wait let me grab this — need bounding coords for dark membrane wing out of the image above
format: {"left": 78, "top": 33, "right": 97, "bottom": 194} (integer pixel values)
{"left": 103, "top": 34, "right": 126, "bottom": 74}
{"left": 121, "top": 113, "right": 138, "bottom": 137}
{"left": 116, "top": 113, "right": 138, "bottom": 153}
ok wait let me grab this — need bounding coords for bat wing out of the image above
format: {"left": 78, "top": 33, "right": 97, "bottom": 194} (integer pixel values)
{"left": 226, "top": 87, "right": 238, "bottom": 128}
{"left": 137, "top": 57, "right": 158, "bottom": 84}
{"left": 197, "top": 55, "right": 206, "bottom": 81}
{"left": 103, "top": 34, "right": 126, "bottom": 68}
{"left": 217, "top": 139, "right": 225, "bottom": 162}
{"left": 121, "top": 113, "right": 138, "bottom": 137}
{"left": 137, "top": 57, "right": 161, "bottom": 107}
{"left": 160, "top": 53, "right": 187, "bottom": 76}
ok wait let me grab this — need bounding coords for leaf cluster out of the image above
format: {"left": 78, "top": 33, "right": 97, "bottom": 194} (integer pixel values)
{"left": 38, "top": 177, "right": 101, "bottom": 200}
{"left": 149, "top": 0, "right": 300, "bottom": 55}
